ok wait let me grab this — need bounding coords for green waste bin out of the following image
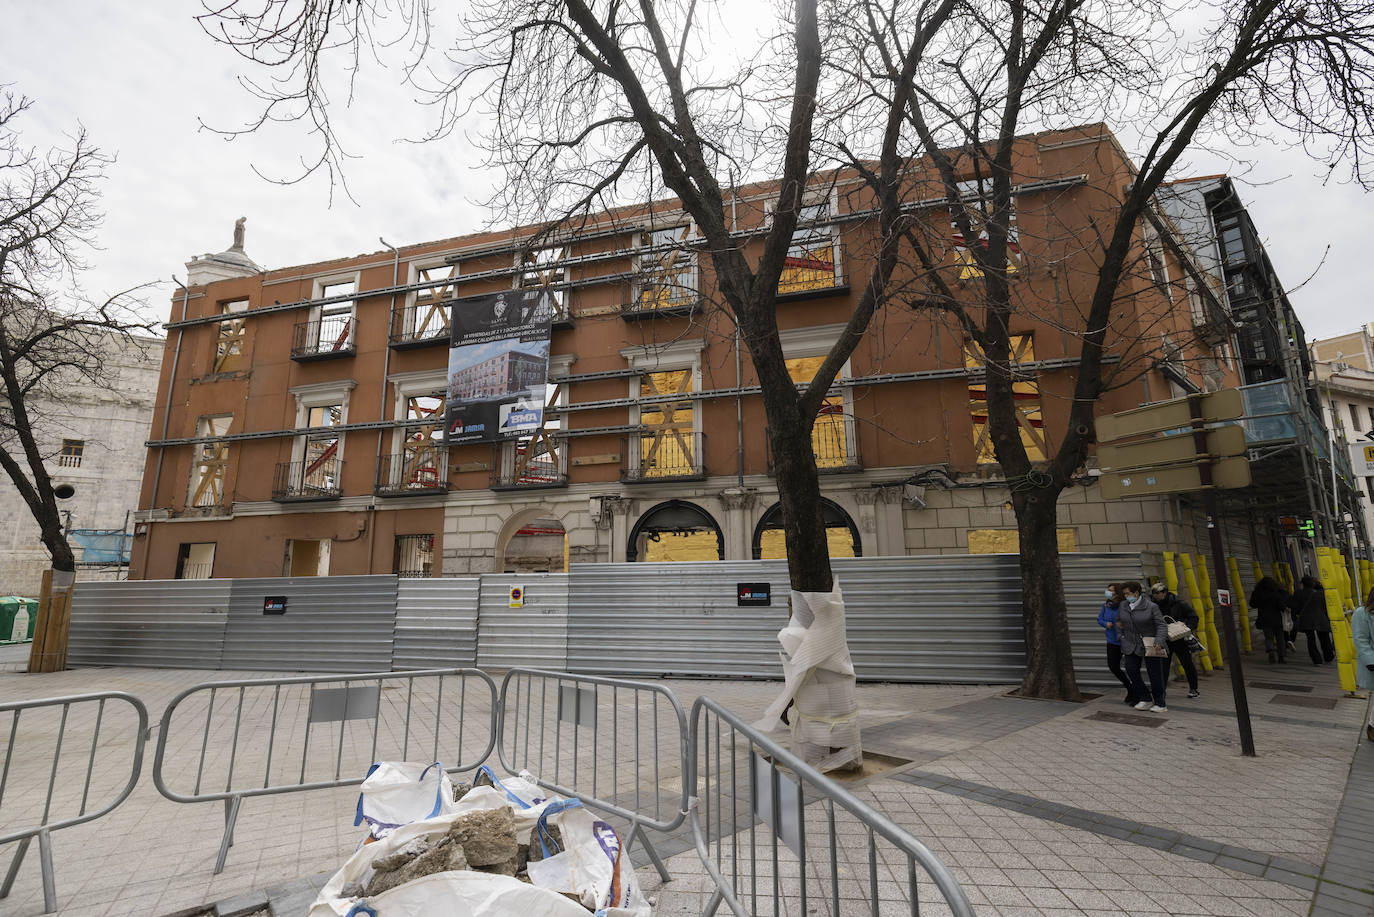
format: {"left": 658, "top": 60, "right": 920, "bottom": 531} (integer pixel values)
{"left": 0, "top": 596, "right": 36, "bottom": 642}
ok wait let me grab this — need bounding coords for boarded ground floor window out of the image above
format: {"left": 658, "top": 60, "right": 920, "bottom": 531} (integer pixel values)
{"left": 395, "top": 534, "right": 435, "bottom": 577}
{"left": 966, "top": 528, "right": 1078, "bottom": 554}
{"left": 628, "top": 500, "right": 723, "bottom": 562}
{"left": 752, "top": 498, "right": 860, "bottom": 560}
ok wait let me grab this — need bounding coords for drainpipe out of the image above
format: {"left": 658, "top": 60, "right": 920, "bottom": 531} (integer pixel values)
{"left": 143, "top": 277, "right": 190, "bottom": 578}
{"left": 372, "top": 237, "right": 401, "bottom": 575}
{"left": 730, "top": 174, "right": 744, "bottom": 487}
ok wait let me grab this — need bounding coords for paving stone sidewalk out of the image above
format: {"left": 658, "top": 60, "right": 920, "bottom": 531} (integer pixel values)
{"left": 0, "top": 650, "right": 1368, "bottom": 916}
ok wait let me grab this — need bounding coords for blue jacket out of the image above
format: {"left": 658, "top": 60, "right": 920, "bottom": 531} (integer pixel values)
{"left": 1098, "top": 602, "right": 1121, "bottom": 646}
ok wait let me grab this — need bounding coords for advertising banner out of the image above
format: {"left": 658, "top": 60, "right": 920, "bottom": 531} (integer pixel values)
{"left": 445, "top": 289, "right": 554, "bottom": 444}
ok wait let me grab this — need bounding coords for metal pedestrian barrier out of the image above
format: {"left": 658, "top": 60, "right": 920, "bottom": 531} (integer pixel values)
{"left": 0, "top": 691, "right": 149, "bottom": 914}
{"left": 689, "top": 697, "right": 975, "bottom": 917}
{"left": 152, "top": 668, "right": 497, "bottom": 873}
{"left": 494, "top": 667, "right": 689, "bottom": 882}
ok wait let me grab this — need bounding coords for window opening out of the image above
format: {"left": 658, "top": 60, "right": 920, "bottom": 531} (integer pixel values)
{"left": 58, "top": 439, "right": 84, "bottom": 468}
{"left": 406, "top": 264, "right": 456, "bottom": 341}
{"left": 1219, "top": 220, "right": 1246, "bottom": 267}
{"left": 501, "top": 382, "right": 566, "bottom": 485}
{"left": 175, "top": 542, "right": 216, "bottom": 579}
{"left": 779, "top": 201, "right": 840, "bottom": 294}
{"left": 1143, "top": 224, "right": 1172, "bottom": 301}
{"left": 951, "top": 179, "right": 1020, "bottom": 280}
{"left": 388, "top": 394, "right": 446, "bottom": 491}
{"left": 634, "top": 225, "right": 696, "bottom": 310}
{"left": 287, "top": 538, "right": 330, "bottom": 576}
{"left": 518, "top": 246, "right": 567, "bottom": 319}
{"left": 188, "top": 415, "right": 233, "bottom": 508}
{"left": 753, "top": 499, "right": 860, "bottom": 560}
{"left": 316, "top": 280, "right": 356, "bottom": 352}
{"left": 504, "top": 518, "right": 567, "bottom": 573}
{"left": 965, "top": 335, "right": 1045, "bottom": 463}
{"left": 214, "top": 299, "right": 248, "bottom": 372}
{"left": 300, "top": 404, "right": 343, "bottom": 494}
{"left": 395, "top": 534, "right": 435, "bottom": 577}
{"left": 786, "top": 355, "right": 853, "bottom": 469}
{"left": 636, "top": 369, "right": 698, "bottom": 479}
{"left": 627, "top": 500, "right": 723, "bottom": 562}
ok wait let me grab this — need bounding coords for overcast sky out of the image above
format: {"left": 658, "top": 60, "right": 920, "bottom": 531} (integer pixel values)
{"left": 8, "top": 4, "right": 1371, "bottom": 343}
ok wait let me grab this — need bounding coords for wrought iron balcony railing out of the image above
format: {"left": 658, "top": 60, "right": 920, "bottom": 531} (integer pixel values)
{"left": 491, "top": 438, "right": 569, "bottom": 489}
{"left": 622, "top": 430, "right": 706, "bottom": 482}
{"left": 375, "top": 452, "right": 449, "bottom": 496}
{"left": 777, "top": 237, "right": 847, "bottom": 298}
{"left": 389, "top": 300, "right": 452, "bottom": 349}
{"left": 272, "top": 457, "right": 343, "bottom": 501}
{"left": 291, "top": 314, "right": 356, "bottom": 360}
{"left": 766, "top": 407, "right": 862, "bottom": 473}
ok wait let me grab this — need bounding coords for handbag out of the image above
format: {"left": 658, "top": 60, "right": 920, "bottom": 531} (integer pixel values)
{"left": 1281, "top": 609, "right": 1294, "bottom": 632}
{"left": 1164, "top": 616, "right": 1192, "bottom": 641}
{"left": 1144, "top": 643, "right": 1169, "bottom": 657}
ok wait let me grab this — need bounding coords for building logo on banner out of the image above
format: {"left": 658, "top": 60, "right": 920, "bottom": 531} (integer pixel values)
{"left": 445, "top": 289, "right": 554, "bottom": 445}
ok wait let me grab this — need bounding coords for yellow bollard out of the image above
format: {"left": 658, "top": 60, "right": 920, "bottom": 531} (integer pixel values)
{"left": 1179, "top": 555, "right": 1214, "bottom": 672}
{"left": 1163, "top": 552, "right": 1180, "bottom": 594}
{"left": 1317, "top": 550, "right": 1358, "bottom": 693}
{"left": 1196, "top": 554, "right": 1225, "bottom": 667}
{"left": 1228, "top": 557, "right": 1252, "bottom": 652}
{"left": 1277, "top": 561, "right": 1294, "bottom": 593}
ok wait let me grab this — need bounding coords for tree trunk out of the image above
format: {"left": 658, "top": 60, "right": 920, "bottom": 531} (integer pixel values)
{"left": 760, "top": 386, "right": 833, "bottom": 593}
{"left": 1013, "top": 490, "right": 1081, "bottom": 699}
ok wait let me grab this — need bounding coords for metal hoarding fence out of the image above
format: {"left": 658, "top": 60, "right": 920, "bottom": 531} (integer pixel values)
{"left": 67, "top": 579, "right": 231, "bottom": 669}
{"left": 0, "top": 691, "right": 149, "bottom": 914}
{"left": 477, "top": 573, "right": 569, "bottom": 671}
{"left": 220, "top": 575, "right": 398, "bottom": 672}
{"left": 151, "top": 668, "right": 497, "bottom": 874}
{"left": 688, "top": 696, "right": 975, "bottom": 917}
{"left": 493, "top": 668, "right": 690, "bottom": 883}
{"left": 393, "top": 576, "right": 481, "bottom": 669}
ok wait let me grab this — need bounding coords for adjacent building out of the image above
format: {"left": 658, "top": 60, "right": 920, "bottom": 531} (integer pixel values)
{"left": 1310, "top": 325, "right": 1374, "bottom": 549}
{"left": 130, "top": 124, "right": 1346, "bottom": 583}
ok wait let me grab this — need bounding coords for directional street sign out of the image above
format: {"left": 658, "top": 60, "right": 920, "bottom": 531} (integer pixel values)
{"left": 1095, "top": 388, "right": 1244, "bottom": 443}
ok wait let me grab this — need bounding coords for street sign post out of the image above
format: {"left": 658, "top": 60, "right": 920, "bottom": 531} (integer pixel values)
{"left": 1096, "top": 390, "right": 1256, "bottom": 757}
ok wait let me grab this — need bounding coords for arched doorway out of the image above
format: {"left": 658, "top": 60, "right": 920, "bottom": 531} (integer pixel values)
{"left": 627, "top": 500, "right": 724, "bottom": 562}
{"left": 752, "top": 498, "right": 861, "bottom": 560}
{"left": 498, "top": 507, "right": 568, "bottom": 572}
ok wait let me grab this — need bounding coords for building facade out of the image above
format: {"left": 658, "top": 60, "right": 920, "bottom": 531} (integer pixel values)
{"left": 1311, "top": 326, "right": 1374, "bottom": 549}
{"left": 0, "top": 332, "right": 162, "bottom": 593}
{"left": 131, "top": 125, "right": 1337, "bottom": 582}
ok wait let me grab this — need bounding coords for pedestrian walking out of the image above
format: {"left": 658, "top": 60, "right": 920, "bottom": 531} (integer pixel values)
{"left": 1117, "top": 581, "right": 1170, "bottom": 712}
{"left": 1150, "top": 582, "right": 1200, "bottom": 698}
{"left": 1292, "top": 575, "right": 1336, "bottom": 665}
{"left": 1352, "top": 587, "right": 1374, "bottom": 743}
{"left": 1250, "top": 576, "right": 1289, "bottom": 664}
{"left": 1098, "top": 583, "right": 1136, "bottom": 705}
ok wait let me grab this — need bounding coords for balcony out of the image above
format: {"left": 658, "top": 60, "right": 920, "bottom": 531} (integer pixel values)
{"left": 272, "top": 457, "right": 343, "bottom": 502}
{"left": 1192, "top": 295, "right": 1234, "bottom": 347}
{"left": 622, "top": 431, "right": 706, "bottom": 483}
{"left": 620, "top": 283, "right": 701, "bottom": 321}
{"left": 766, "top": 407, "right": 862, "bottom": 473}
{"left": 490, "top": 439, "right": 568, "bottom": 490}
{"left": 777, "top": 237, "right": 847, "bottom": 301}
{"left": 375, "top": 452, "right": 449, "bottom": 496}
{"left": 389, "top": 300, "right": 451, "bottom": 350}
{"left": 291, "top": 315, "right": 356, "bottom": 361}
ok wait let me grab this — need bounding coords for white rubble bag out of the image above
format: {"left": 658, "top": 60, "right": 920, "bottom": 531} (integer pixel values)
{"left": 355, "top": 761, "right": 458, "bottom": 842}
{"left": 525, "top": 799, "right": 649, "bottom": 914}
{"left": 755, "top": 583, "right": 863, "bottom": 773}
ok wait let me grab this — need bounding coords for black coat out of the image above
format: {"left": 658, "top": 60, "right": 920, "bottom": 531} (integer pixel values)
{"left": 1250, "top": 586, "right": 1288, "bottom": 631}
{"left": 1157, "top": 593, "right": 1199, "bottom": 632}
{"left": 1291, "top": 588, "right": 1330, "bottom": 632}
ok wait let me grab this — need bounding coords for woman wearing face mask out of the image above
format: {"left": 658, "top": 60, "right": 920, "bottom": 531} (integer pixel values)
{"left": 1117, "top": 581, "right": 1170, "bottom": 712}
{"left": 1098, "top": 584, "right": 1136, "bottom": 705}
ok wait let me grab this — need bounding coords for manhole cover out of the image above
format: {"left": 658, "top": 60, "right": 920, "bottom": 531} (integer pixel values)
{"left": 1268, "top": 694, "right": 1337, "bottom": 709}
{"left": 1249, "top": 682, "right": 1314, "bottom": 692}
{"left": 1086, "top": 711, "right": 1165, "bottom": 727}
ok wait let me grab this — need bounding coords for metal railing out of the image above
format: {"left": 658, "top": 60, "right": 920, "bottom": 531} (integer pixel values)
{"left": 492, "top": 438, "right": 568, "bottom": 488}
{"left": 778, "top": 237, "right": 846, "bottom": 297}
{"left": 389, "top": 299, "right": 452, "bottom": 348}
{"left": 623, "top": 430, "right": 706, "bottom": 482}
{"left": 766, "top": 407, "right": 861, "bottom": 473}
{"left": 689, "top": 697, "right": 975, "bottom": 917}
{"left": 273, "top": 456, "right": 344, "bottom": 500}
{"left": 621, "top": 280, "right": 702, "bottom": 317}
{"left": 376, "top": 451, "right": 450, "bottom": 496}
{"left": 1, "top": 691, "right": 149, "bottom": 914}
{"left": 494, "top": 668, "right": 689, "bottom": 882}
{"left": 152, "top": 668, "right": 497, "bottom": 873}
{"left": 291, "top": 314, "right": 356, "bottom": 359}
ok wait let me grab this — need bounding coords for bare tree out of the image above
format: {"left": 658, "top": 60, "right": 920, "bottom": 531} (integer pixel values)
{"left": 198, "top": 0, "right": 1374, "bottom": 698}
{"left": 0, "top": 91, "right": 155, "bottom": 669}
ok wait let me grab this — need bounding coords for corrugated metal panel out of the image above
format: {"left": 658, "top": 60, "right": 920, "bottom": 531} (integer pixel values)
{"left": 476, "top": 574, "right": 569, "bottom": 670}
{"left": 566, "top": 554, "right": 1143, "bottom": 685}
{"left": 393, "top": 577, "right": 481, "bottom": 669}
{"left": 220, "top": 576, "right": 397, "bottom": 672}
{"left": 567, "top": 562, "right": 791, "bottom": 678}
{"left": 68, "top": 579, "right": 230, "bottom": 669}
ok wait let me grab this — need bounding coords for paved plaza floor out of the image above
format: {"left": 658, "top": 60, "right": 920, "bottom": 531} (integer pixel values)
{"left": 0, "top": 642, "right": 1370, "bottom": 916}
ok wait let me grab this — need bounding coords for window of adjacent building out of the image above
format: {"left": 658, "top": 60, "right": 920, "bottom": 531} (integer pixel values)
{"left": 58, "top": 439, "right": 83, "bottom": 468}
{"left": 1350, "top": 403, "right": 1363, "bottom": 438}
{"left": 636, "top": 368, "right": 699, "bottom": 478}
{"left": 778, "top": 200, "right": 841, "bottom": 294}
{"left": 1218, "top": 219, "right": 1246, "bottom": 267}
{"left": 311, "top": 278, "right": 357, "bottom": 352}
{"left": 395, "top": 534, "right": 435, "bottom": 577}
{"left": 1367, "top": 406, "right": 1374, "bottom": 430}
{"left": 286, "top": 538, "right": 330, "bottom": 576}
{"left": 951, "top": 178, "right": 1020, "bottom": 281}
{"left": 518, "top": 245, "right": 568, "bottom": 318}
{"left": 175, "top": 542, "right": 216, "bottom": 579}
{"left": 785, "top": 355, "right": 854, "bottom": 469}
{"left": 1331, "top": 400, "right": 1345, "bottom": 434}
{"left": 1142, "top": 223, "right": 1172, "bottom": 301}
{"left": 404, "top": 262, "right": 456, "bottom": 341}
{"left": 634, "top": 225, "right": 697, "bottom": 310}
{"left": 1366, "top": 476, "right": 1374, "bottom": 502}
{"left": 188, "top": 414, "right": 233, "bottom": 508}
{"left": 965, "top": 335, "right": 1046, "bottom": 463}
{"left": 214, "top": 298, "right": 249, "bottom": 372}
